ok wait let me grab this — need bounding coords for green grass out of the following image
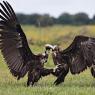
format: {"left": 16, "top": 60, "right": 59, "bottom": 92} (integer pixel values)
{"left": 0, "top": 25, "right": 95, "bottom": 95}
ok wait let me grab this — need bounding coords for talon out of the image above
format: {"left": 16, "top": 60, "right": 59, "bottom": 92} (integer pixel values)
{"left": 53, "top": 65, "right": 58, "bottom": 72}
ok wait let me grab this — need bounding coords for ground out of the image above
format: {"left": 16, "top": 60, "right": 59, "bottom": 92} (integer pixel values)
{"left": 0, "top": 25, "right": 95, "bottom": 95}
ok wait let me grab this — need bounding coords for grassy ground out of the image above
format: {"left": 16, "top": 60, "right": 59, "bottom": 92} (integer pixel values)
{"left": 0, "top": 25, "right": 95, "bottom": 95}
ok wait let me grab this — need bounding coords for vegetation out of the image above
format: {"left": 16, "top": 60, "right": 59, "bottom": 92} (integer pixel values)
{"left": 0, "top": 25, "right": 95, "bottom": 95}
{"left": 17, "top": 13, "right": 95, "bottom": 26}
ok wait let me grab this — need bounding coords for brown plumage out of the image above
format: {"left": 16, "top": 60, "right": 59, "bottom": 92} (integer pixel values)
{"left": 45, "top": 36, "right": 95, "bottom": 85}
{"left": 0, "top": 1, "right": 53, "bottom": 86}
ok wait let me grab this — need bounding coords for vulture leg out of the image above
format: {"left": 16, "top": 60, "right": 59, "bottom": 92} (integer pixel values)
{"left": 52, "top": 64, "right": 69, "bottom": 85}
{"left": 27, "top": 68, "right": 54, "bottom": 86}
{"left": 91, "top": 65, "right": 95, "bottom": 78}
{"left": 41, "top": 68, "right": 53, "bottom": 76}
{"left": 27, "top": 69, "right": 41, "bottom": 86}
{"left": 27, "top": 71, "right": 34, "bottom": 86}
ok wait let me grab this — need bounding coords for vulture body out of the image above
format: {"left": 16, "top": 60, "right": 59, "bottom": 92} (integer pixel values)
{"left": 0, "top": 1, "right": 53, "bottom": 86}
{"left": 45, "top": 36, "right": 95, "bottom": 85}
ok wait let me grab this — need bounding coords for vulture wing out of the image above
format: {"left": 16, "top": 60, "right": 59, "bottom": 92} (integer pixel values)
{"left": 62, "top": 36, "right": 95, "bottom": 74}
{"left": 0, "top": 1, "right": 33, "bottom": 79}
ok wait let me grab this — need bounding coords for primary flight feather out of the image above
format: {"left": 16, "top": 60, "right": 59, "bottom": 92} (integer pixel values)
{"left": 0, "top": 1, "right": 53, "bottom": 86}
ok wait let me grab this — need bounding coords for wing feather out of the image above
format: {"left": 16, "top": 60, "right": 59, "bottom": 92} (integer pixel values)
{"left": 62, "top": 36, "right": 95, "bottom": 74}
{"left": 0, "top": 1, "right": 32, "bottom": 79}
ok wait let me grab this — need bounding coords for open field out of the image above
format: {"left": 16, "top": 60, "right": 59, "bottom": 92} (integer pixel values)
{"left": 0, "top": 25, "right": 95, "bottom": 95}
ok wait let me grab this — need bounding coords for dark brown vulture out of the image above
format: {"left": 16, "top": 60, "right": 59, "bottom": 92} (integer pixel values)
{"left": 0, "top": 1, "right": 53, "bottom": 86}
{"left": 45, "top": 35, "right": 95, "bottom": 85}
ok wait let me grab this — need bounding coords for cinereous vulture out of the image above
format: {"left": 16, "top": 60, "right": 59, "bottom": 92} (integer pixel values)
{"left": 0, "top": 1, "right": 53, "bottom": 86}
{"left": 45, "top": 36, "right": 95, "bottom": 85}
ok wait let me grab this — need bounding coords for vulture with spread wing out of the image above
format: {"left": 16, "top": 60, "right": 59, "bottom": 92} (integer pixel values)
{"left": 45, "top": 36, "right": 95, "bottom": 85}
{"left": 0, "top": 1, "right": 53, "bottom": 86}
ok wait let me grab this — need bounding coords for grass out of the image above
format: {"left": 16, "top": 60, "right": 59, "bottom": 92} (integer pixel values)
{"left": 0, "top": 25, "right": 95, "bottom": 95}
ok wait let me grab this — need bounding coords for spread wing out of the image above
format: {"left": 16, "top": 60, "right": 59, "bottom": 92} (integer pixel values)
{"left": 0, "top": 1, "right": 33, "bottom": 79}
{"left": 62, "top": 36, "right": 95, "bottom": 74}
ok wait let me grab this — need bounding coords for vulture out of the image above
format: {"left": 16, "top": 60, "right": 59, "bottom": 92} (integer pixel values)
{"left": 45, "top": 35, "right": 95, "bottom": 85}
{"left": 0, "top": 1, "right": 53, "bottom": 86}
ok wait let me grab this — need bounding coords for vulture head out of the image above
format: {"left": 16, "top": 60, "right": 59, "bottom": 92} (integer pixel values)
{"left": 45, "top": 44, "right": 60, "bottom": 57}
{"left": 39, "top": 50, "right": 49, "bottom": 64}
{"left": 45, "top": 44, "right": 62, "bottom": 64}
{"left": 45, "top": 44, "right": 58, "bottom": 51}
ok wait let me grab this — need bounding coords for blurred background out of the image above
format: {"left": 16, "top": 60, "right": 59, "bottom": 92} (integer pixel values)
{"left": 2, "top": 0, "right": 95, "bottom": 49}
